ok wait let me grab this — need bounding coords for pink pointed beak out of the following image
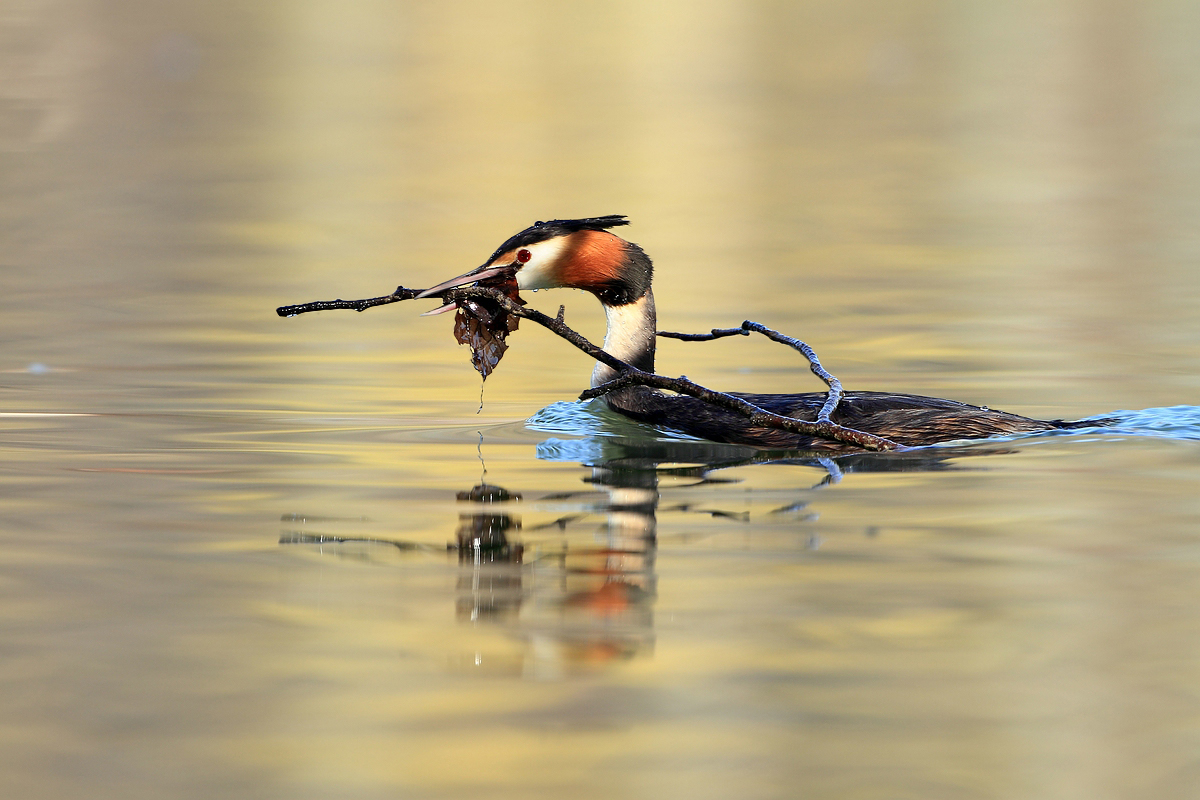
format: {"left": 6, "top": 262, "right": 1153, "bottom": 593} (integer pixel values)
{"left": 416, "top": 265, "right": 512, "bottom": 300}
{"left": 420, "top": 302, "right": 459, "bottom": 317}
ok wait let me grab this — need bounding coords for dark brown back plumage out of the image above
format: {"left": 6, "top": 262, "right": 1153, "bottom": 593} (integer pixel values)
{"left": 605, "top": 387, "right": 1089, "bottom": 451}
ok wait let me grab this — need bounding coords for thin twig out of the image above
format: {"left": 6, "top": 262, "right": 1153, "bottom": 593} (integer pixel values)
{"left": 579, "top": 371, "right": 896, "bottom": 451}
{"left": 742, "top": 321, "right": 843, "bottom": 422}
{"left": 275, "top": 284, "right": 899, "bottom": 451}
{"left": 444, "top": 288, "right": 898, "bottom": 451}
{"left": 279, "top": 531, "right": 432, "bottom": 551}
{"left": 276, "top": 287, "right": 421, "bottom": 317}
{"left": 657, "top": 327, "right": 749, "bottom": 342}
{"left": 659, "top": 321, "right": 844, "bottom": 423}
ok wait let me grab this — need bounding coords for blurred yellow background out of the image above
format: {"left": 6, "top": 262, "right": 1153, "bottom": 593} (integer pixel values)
{"left": 6, "top": 1, "right": 1198, "bottom": 414}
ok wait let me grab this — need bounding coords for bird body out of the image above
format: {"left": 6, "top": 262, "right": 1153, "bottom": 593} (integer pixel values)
{"left": 420, "top": 216, "right": 1091, "bottom": 451}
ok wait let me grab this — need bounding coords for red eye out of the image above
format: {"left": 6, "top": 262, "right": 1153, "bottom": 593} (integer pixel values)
{"left": 516, "top": 249, "right": 532, "bottom": 263}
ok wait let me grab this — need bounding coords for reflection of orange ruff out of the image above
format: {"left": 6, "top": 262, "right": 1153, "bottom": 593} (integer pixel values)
{"left": 566, "top": 581, "right": 636, "bottom": 615}
{"left": 565, "top": 547, "right": 649, "bottom": 578}
{"left": 573, "top": 641, "right": 629, "bottom": 665}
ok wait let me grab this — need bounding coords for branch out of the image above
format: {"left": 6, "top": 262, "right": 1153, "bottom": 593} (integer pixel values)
{"left": 579, "top": 371, "right": 897, "bottom": 451}
{"left": 659, "top": 321, "right": 843, "bottom": 423}
{"left": 443, "top": 288, "right": 898, "bottom": 452}
{"left": 279, "top": 531, "right": 433, "bottom": 552}
{"left": 657, "top": 327, "right": 749, "bottom": 342}
{"left": 276, "top": 286, "right": 421, "bottom": 316}
{"left": 274, "top": 284, "right": 900, "bottom": 451}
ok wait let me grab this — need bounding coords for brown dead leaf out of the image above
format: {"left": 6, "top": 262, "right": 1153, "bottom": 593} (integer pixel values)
{"left": 452, "top": 275, "right": 525, "bottom": 379}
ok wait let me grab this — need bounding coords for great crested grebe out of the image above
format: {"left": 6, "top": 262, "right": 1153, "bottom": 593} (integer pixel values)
{"left": 419, "top": 215, "right": 1094, "bottom": 451}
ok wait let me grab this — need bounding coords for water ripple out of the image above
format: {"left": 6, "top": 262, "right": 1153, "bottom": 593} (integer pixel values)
{"left": 528, "top": 402, "right": 1200, "bottom": 451}
{"left": 1084, "top": 406, "right": 1200, "bottom": 440}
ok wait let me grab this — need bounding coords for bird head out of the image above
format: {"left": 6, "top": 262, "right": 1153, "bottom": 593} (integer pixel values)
{"left": 417, "top": 215, "right": 653, "bottom": 311}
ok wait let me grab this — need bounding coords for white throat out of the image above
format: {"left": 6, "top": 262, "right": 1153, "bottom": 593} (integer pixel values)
{"left": 591, "top": 290, "right": 656, "bottom": 388}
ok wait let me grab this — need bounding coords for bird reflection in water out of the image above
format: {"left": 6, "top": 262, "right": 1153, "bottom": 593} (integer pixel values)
{"left": 451, "top": 455, "right": 659, "bottom": 673}
{"left": 281, "top": 434, "right": 1009, "bottom": 675}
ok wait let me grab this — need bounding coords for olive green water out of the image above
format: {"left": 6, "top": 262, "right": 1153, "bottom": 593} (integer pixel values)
{"left": 4, "top": 2, "right": 1200, "bottom": 798}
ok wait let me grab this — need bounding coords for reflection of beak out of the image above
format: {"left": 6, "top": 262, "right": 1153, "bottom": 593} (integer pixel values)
{"left": 416, "top": 265, "right": 511, "bottom": 300}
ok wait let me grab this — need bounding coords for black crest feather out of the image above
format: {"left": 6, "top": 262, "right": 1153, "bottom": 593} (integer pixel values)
{"left": 484, "top": 215, "right": 631, "bottom": 266}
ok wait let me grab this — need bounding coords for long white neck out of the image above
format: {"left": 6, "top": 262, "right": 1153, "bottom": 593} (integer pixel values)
{"left": 591, "top": 289, "right": 656, "bottom": 388}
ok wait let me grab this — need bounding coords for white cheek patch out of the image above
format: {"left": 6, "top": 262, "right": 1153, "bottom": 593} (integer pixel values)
{"left": 515, "top": 237, "right": 570, "bottom": 290}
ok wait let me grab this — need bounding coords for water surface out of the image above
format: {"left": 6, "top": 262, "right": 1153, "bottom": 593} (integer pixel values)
{"left": 3, "top": 2, "right": 1200, "bottom": 798}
